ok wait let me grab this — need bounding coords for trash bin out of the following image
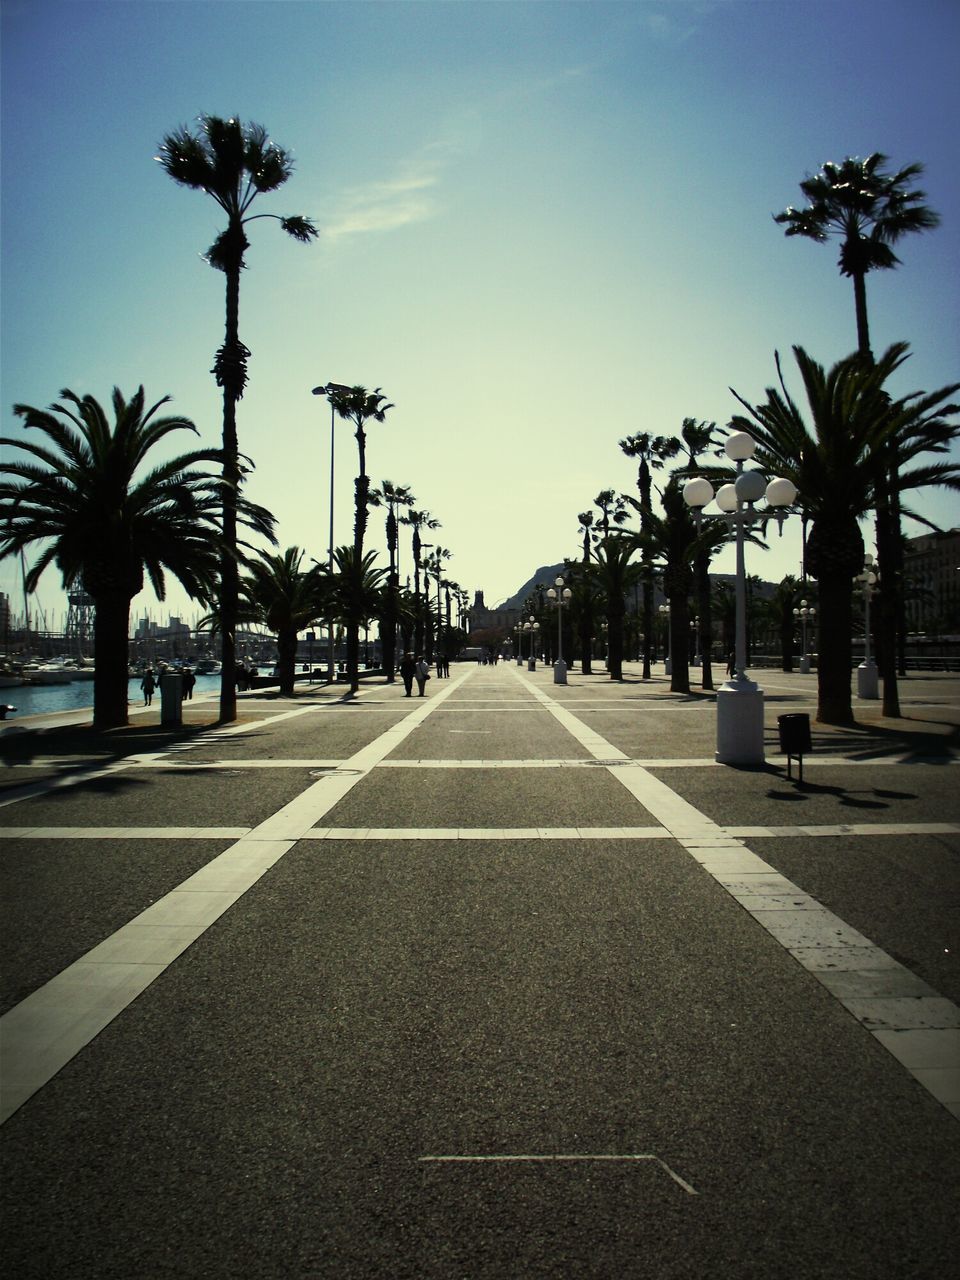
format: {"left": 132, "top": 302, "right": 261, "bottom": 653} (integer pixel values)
{"left": 778, "top": 712, "right": 811, "bottom": 782}
{"left": 160, "top": 672, "right": 184, "bottom": 726}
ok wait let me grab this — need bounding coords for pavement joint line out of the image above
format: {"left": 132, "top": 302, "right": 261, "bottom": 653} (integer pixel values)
{"left": 417, "top": 1154, "right": 698, "bottom": 1195}
{"left": 0, "top": 669, "right": 473, "bottom": 1126}
{"left": 510, "top": 665, "right": 960, "bottom": 1119}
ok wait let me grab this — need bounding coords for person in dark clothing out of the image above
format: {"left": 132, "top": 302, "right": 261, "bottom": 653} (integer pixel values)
{"left": 182, "top": 668, "right": 196, "bottom": 700}
{"left": 399, "top": 652, "right": 416, "bottom": 697}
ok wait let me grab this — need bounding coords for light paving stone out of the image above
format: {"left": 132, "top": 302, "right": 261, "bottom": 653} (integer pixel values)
{"left": 731, "top": 893, "right": 822, "bottom": 911}
{"left": 81, "top": 923, "right": 209, "bottom": 966}
{"left": 791, "top": 945, "right": 902, "bottom": 972}
{"left": 752, "top": 910, "right": 873, "bottom": 951}
{"left": 812, "top": 967, "right": 940, "bottom": 1000}
{"left": 840, "top": 997, "right": 960, "bottom": 1031}
{"left": 130, "top": 890, "right": 246, "bottom": 929}
{"left": 871, "top": 1029, "right": 960, "bottom": 1071}
{"left": 714, "top": 874, "right": 804, "bottom": 895}
{"left": 910, "top": 1068, "right": 960, "bottom": 1107}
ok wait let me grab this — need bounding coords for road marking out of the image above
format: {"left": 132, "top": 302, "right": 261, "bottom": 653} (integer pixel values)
{"left": 418, "top": 1153, "right": 698, "bottom": 1195}
{"left": 510, "top": 665, "right": 960, "bottom": 1120}
{"left": 0, "top": 671, "right": 473, "bottom": 1125}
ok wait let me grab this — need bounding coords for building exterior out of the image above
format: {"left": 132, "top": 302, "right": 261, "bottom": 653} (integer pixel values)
{"left": 903, "top": 528, "right": 960, "bottom": 634}
{"left": 467, "top": 590, "right": 519, "bottom": 636}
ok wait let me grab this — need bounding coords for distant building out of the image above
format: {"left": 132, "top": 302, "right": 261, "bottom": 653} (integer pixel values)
{"left": 467, "top": 590, "right": 519, "bottom": 636}
{"left": 903, "top": 528, "right": 960, "bottom": 633}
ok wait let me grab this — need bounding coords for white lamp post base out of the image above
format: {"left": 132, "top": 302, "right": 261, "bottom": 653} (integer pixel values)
{"left": 664, "top": 658, "right": 672, "bottom": 676}
{"left": 857, "top": 660, "right": 879, "bottom": 699}
{"left": 553, "top": 657, "right": 568, "bottom": 685}
{"left": 716, "top": 682, "right": 765, "bottom": 765}
{"left": 799, "top": 655, "right": 811, "bottom": 674}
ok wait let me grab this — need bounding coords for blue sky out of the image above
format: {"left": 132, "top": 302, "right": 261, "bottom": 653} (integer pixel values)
{"left": 2, "top": 0, "right": 958, "bottom": 629}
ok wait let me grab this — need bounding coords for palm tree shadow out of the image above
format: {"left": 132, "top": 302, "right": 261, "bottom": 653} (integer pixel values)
{"left": 766, "top": 778, "right": 918, "bottom": 808}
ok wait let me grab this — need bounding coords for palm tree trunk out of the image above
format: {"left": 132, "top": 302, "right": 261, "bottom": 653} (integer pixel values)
{"left": 93, "top": 592, "right": 131, "bottom": 730}
{"left": 607, "top": 604, "right": 624, "bottom": 680}
{"left": 348, "top": 430, "right": 368, "bottom": 694}
{"left": 853, "top": 270, "right": 872, "bottom": 362}
{"left": 216, "top": 253, "right": 244, "bottom": 723}
{"left": 668, "top": 593, "right": 690, "bottom": 694}
{"left": 815, "top": 570, "right": 855, "bottom": 725}
{"left": 277, "top": 626, "right": 297, "bottom": 696}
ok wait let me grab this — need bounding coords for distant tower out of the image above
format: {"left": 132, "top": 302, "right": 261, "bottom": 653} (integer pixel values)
{"left": 65, "top": 586, "right": 95, "bottom": 655}
{"left": 473, "top": 590, "right": 486, "bottom": 610}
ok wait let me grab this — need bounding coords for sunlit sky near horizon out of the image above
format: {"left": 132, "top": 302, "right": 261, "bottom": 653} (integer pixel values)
{"left": 2, "top": 0, "right": 958, "bottom": 631}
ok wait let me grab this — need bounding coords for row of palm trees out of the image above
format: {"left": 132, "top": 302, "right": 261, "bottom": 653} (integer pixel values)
{"left": 525, "top": 153, "right": 959, "bottom": 725}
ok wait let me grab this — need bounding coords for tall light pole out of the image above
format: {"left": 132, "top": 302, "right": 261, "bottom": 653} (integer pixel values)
{"left": 683, "top": 432, "right": 798, "bottom": 764}
{"left": 856, "top": 555, "right": 879, "bottom": 699}
{"left": 659, "top": 603, "right": 671, "bottom": 675}
{"left": 794, "top": 599, "right": 816, "bottom": 674}
{"left": 546, "top": 576, "right": 573, "bottom": 684}
{"left": 312, "top": 381, "right": 351, "bottom": 680}
{"left": 523, "top": 616, "right": 540, "bottom": 670}
{"left": 515, "top": 621, "right": 524, "bottom": 665}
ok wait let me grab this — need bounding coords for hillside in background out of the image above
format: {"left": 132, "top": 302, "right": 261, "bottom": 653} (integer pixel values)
{"left": 496, "top": 564, "right": 776, "bottom": 611}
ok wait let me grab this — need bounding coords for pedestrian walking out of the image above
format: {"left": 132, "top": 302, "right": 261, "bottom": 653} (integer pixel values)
{"left": 182, "top": 668, "right": 196, "bottom": 700}
{"left": 399, "top": 652, "right": 416, "bottom": 697}
{"left": 140, "top": 670, "right": 155, "bottom": 706}
{"left": 726, "top": 650, "right": 736, "bottom": 677}
{"left": 415, "top": 655, "right": 430, "bottom": 696}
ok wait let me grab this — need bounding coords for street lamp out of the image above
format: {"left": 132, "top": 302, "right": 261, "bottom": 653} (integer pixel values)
{"left": 523, "top": 616, "right": 540, "bottom": 670}
{"left": 659, "top": 603, "right": 671, "bottom": 675}
{"left": 856, "top": 555, "right": 879, "bottom": 699}
{"left": 546, "top": 576, "right": 573, "bottom": 684}
{"left": 691, "top": 615, "right": 701, "bottom": 667}
{"left": 793, "top": 599, "right": 816, "bottom": 675}
{"left": 515, "top": 621, "right": 524, "bottom": 666}
{"left": 312, "top": 381, "right": 352, "bottom": 680}
{"left": 683, "top": 431, "right": 798, "bottom": 765}
{"left": 600, "top": 621, "right": 609, "bottom": 670}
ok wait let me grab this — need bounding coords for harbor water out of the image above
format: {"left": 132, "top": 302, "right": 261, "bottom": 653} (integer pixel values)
{"left": 0, "top": 673, "right": 226, "bottom": 719}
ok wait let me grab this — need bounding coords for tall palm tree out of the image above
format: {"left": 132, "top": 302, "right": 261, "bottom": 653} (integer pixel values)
{"left": 323, "top": 387, "right": 394, "bottom": 691}
{"left": 157, "top": 115, "right": 318, "bottom": 722}
{"left": 619, "top": 432, "right": 681, "bottom": 678}
{"left": 0, "top": 387, "right": 244, "bottom": 729}
{"left": 775, "top": 154, "right": 942, "bottom": 708}
{"left": 322, "top": 546, "right": 387, "bottom": 672}
{"left": 591, "top": 532, "right": 642, "bottom": 681}
{"left": 775, "top": 153, "right": 939, "bottom": 361}
{"left": 673, "top": 418, "right": 723, "bottom": 690}
{"left": 368, "top": 480, "right": 415, "bottom": 680}
{"left": 730, "top": 343, "right": 959, "bottom": 725}
{"left": 404, "top": 508, "right": 440, "bottom": 654}
{"left": 239, "top": 547, "right": 329, "bottom": 695}
{"left": 576, "top": 509, "right": 596, "bottom": 673}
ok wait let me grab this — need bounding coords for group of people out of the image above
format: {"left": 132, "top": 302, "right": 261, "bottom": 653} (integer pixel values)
{"left": 139, "top": 666, "right": 197, "bottom": 706}
{"left": 398, "top": 652, "right": 449, "bottom": 697}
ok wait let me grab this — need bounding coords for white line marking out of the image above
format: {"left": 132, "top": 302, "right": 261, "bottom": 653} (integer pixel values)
{"left": 510, "top": 666, "right": 960, "bottom": 1120}
{"left": 0, "top": 672, "right": 473, "bottom": 1125}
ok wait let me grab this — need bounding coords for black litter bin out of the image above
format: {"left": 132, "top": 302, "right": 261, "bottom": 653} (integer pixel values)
{"left": 778, "top": 712, "right": 811, "bottom": 782}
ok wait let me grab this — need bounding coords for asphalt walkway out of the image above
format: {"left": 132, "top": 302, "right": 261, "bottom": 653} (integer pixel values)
{"left": 1, "top": 662, "right": 958, "bottom": 1277}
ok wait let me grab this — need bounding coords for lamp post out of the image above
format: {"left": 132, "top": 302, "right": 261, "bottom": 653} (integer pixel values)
{"left": 312, "top": 381, "right": 352, "bottom": 681}
{"left": 659, "top": 603, "right": 671, "bottom": 675}
{"left": 515, "top": 621, "right": 524, "bottom": 666}
{"left": 691, "top": 615, "right": 701, "bottom": 667}
{"left": 856, "top": 555, "right": 879, "bottom": 699}
{"left": 546, "top": 576, "right": 573, "bottom": 684}
{"left": 523, "top": 616, "right": 540, "bottom": 670}
{"left": 600, "top": 621, "right": 609, "bottom": 670}
{"left": 793, "top": 599, "right": 816, "bottom": 674}
{"left": 683, "top": 432, "right": 798, "bottom": 765}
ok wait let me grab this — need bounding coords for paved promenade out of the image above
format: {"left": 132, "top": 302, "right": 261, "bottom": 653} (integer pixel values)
{"left": 1, "top": 662, "right": 958, "bottom": 1277}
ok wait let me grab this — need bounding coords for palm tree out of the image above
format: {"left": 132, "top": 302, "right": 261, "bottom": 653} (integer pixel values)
{"left": 404, "top": 508, "right": 441, "bottom": 654}
{"left": 323, "top": 387, "right": 394, "bottom": 691}
{"left": 368, "top": 480, "right": 415, "bottom": 681}
{"left": 591, "top": 532, "right": 642, "bottom": 681}
{"left": 157, "top": 115, "right": 318, "bottom": 723}
{"left": 619, "top": 432, "right": 681, "bottom": 678}
{"left": 322, "top": 546, "right": 387, "bottom": 673}
{"left": 0, "top": 387, "right": 243, "bottom": 729}
{"left": 762, "top": 576, "right": 803, "bottom": 672}
{"left": 576, "top": 510, "right": 596, "bottom": 673}
{"left": 775, "top": 153, "right": 940, "bottom": 361}
{"left": 730, "top": 343, "right": 960, "bottom": 725}
{"left": 775, "top": 154, "right": 942, "bottom": 706}
{"left": 673, "top": 419, "right": 724, "bottom": 690}
{"left": 239, "top": 547, "right": 329, "bottom": 695}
